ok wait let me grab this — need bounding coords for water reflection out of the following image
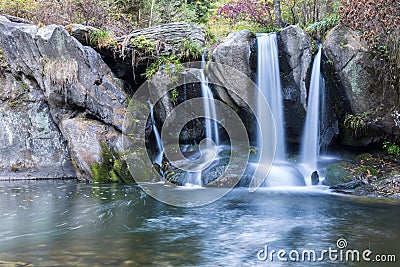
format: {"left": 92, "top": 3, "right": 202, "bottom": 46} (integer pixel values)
{"left": 0, "top": 181, "right": 398, "bottom": 266}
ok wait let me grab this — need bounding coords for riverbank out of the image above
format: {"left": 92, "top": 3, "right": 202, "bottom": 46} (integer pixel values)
{"left": 325, "top": 152, "right": 400, "bottom": 199}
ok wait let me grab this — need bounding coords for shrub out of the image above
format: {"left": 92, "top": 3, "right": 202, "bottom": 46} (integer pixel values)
{"left": 305, "top": 14, "right": 340, "bottom": 37}
{"left": 344, "top": 112, "right": 370, "bottom": 138}
{"left": 88, "top": 29, "right": 115, "bottom": 49}
{"left": 180, "top": 39, "right": 202, "bottom": 61}
{"left": 383, "top": 141, "right": 400, "bottom": 157}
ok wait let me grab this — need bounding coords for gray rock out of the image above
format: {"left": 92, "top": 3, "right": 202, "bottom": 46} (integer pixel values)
{"left": 0, "top": 19, "right": 129, "bottom": 181}
{"left": 324, "top": 25, "right": 400, "bottom": 146}
{"left": 311, "top": 171, "right": 320, "bottom": 185}
{"left": 65, "top": 24, "right": 98, "bottom": 46}
{"left": 211, "top": 30, "right": 257, "bottom": 140}
{"left": 69, "top": 22, "right": 206, "bottom": 91}
{"left": 324, "top": 25, "right": 376, "bottom": 114}
{"left": 330, "top": 180, "right": 364, "bottom": 190}
{"left": 61, "top": 118, "right": 122, "bottom": 181}
{"left": 278, "top": 25, "right": 313, "bottom": 143}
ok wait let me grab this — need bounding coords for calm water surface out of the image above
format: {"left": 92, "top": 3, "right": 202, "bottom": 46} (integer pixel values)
{"left": 0, "top": 181, "right": 398, "bottom": 266}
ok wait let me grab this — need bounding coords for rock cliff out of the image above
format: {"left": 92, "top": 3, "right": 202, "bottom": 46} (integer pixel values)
{"left": 325, "top": 25, "right": 400, "bottom": 146}
{"left": 0, "top": 16, "right": 127, "bottom": 181}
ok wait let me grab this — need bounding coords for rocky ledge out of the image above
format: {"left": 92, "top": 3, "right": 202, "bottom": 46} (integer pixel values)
{"left": 325, "top": 153, "right": 400, "bottom": 199}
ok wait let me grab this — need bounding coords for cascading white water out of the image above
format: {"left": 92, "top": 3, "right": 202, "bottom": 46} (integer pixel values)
{"left": 201, "top": 54, "right": 220, "bottom": 146}
{"left": 148, "top": 101, "right": 164, "bottom": 167}
{"left": 257, "top": 33, "right": 306, "bottom": 187}
{"left": 257, "top": 33, "right": 286, "bottom": 161}
{"left": 300, "top": 45, "right": 323, "bottom": 183}
{"left": 182, "top": 56, "right": 220, "bottom": 187}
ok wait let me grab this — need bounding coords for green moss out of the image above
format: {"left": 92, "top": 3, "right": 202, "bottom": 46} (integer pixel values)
{"left": 356, "top": 165, "right": 378, "bottom": 177}
{"left": 325, "top": 162, "right": 354, "bottom": 186}
{"left": 90, "top": 142, "right": 134, "bottom": 184}
{"left": 355, "top": 153, "right": 373, "bottom": 164}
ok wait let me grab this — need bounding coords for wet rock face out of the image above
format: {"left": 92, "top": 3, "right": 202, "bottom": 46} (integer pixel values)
{"left": 0, "top": 16, "right": 128, "bottom": 181}
{"left": 278, "top": 25, "right": 312, "bottom": 145}
{"left": 324, "top": 25, "right": 400, "bottom": 146}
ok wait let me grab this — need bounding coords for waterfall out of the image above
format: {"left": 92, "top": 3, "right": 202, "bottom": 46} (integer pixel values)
{"left": 300, "top": 45, "right": 323, "bottom": 182}
{"left": 257, "top": 33, "right": 286, "bottom": 161}
{"left": 148, "top": 101, "right": 164, "bottom": 167}
{"left": 200, "top": 54, "right": 220, "bottom": 146}
{"left": 181, "top": 55, "right": 220, "bottom": 187}
{"left": 256, "top": 33, "right": 306, "bottom": 187}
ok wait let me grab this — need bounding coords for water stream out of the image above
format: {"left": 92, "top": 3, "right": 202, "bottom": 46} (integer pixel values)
{"left": 200, "top": 54, "right": 220, "bottom": 146}
{"left": 257, "top": 33, "right": 286, "bottom": 161}
{"left": 257, "top": 33, "right": 306, "bottom": 187}
{"left": 148, "top": 101, "right": 164, "bottom": 167}
{"left": 181, "top": 56, "right": 220, "bottom": 187}
{"left": 300, "top": 45, "right": 324, "bottom": 184}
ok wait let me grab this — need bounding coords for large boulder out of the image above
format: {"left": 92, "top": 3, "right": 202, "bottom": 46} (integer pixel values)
{"left": 68, "top": 22, "right": 206, "bottom": 92}
{"left": 324, "top": 25, "right": 400, "bottom": 146}
{"left": 0, "top": 16, "right": 129, "bottom": 181}
{"left": 211, "top": 30, "right": 257, "bottom": 141}
{"left": 278, "top": 25, "right": 313, "bottom": 144}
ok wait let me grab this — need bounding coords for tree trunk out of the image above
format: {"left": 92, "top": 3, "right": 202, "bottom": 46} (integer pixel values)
{"left": 149, "top": 0, "right": 155, "bottom": 27}
{"left": 273, "top": 0, "right": 283, "bottom": 26}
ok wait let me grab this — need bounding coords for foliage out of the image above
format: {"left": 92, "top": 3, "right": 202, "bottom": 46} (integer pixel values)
{"left": 305, "top": 14, "right": 340, "bottom": 37}
{"left": 143, "top": 55, "right": 183, "bottom": 79}
{"left": 88, "top": 29, "right": 115, "bottom": 49}
{"left": 0, "top": 0, "right": 37, "bottom": 18}
{"left": 383, "top": 141, "right": 400, "bottom": 157}
{"left": 169, "top": 88, "right": 179, "bottom": 105}
{"left": 146, "top": 0, "right": 214, "bottom": 25}
{"left": 280, "top": 0, "right": 341, "bottom": 26}
{"left": 131, "top": 36, "right": 158, "bottom": 55}
{"left": 90, "top": 142, "right": 134, "bottom": 183}
{"left": 339, "top": 0, "right": 400, "bottom": 91}
{"left": 344, "top": 112, "right": 370, "bottom": 138}
{"left": 217, "top": 0, "right": 273, "bottom": 28}
{"left": 180, "top": 39, "right": 203, "bottom": 61}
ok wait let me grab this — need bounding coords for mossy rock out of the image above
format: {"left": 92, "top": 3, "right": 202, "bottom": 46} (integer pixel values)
{"left": 354, "top": 165, "right": 378, "bottom": 177}
{"left": 355, "top": 153, "right": 373, "bottom": 164}
{"left": 90, "top": 142, "right": 135, "bottom": 184}
{"left": 324, "top": 162, "right": 354, "bottom": 186}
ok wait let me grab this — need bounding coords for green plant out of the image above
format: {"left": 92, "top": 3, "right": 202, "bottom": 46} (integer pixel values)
{"left": 344, "top": 112, "right": 370, "bottom": 138}
{"left": 143, "top": 55, "right": 183, "bottom": 80}
{"left": 90, "top": 142, "right": 134, "bottom": 183}
{"left": 326, "top": 59, "right": 334, "bottom": 67}
{"left": 88, "top": 29, "right": 115, "bottom": 49}
{"left": 383, "top": 141, "right": 400, "bottom": 157}
{"left": 205, "top": 28, "right": 217, "bottom": 46}
{"left": 180, "top": 39, "right": 202, "bottom": 61}
{"left": 131, "top": 36, "right": 158, "bottom": 55}
{"left": 169, "top": 88, "right": 179, "bottom": 105}
{"left": 305, "top": 14, "right": 340, "bottom": 37}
